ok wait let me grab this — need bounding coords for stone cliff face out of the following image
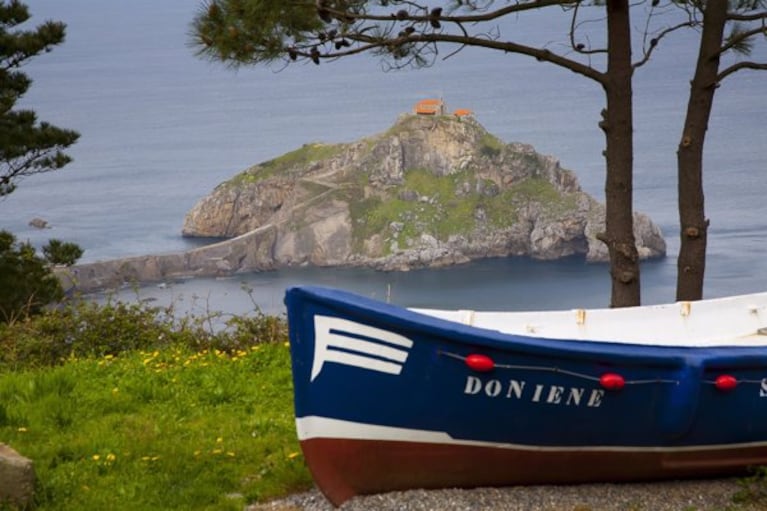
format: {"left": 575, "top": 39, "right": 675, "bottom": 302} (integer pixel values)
{"left": 182, "top": 114, "right": 665, "bottom": 271}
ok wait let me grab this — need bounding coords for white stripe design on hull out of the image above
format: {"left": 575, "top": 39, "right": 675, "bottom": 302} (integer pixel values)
{"left": 311, "top": 315, "right": 414, "bottom": 381}
{"left": 296, "top": 415, "right": 767, "bottom": 453}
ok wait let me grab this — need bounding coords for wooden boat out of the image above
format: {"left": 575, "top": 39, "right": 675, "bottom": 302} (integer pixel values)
{"left": 285, "top": 286, "right": 767, "bottom": 506}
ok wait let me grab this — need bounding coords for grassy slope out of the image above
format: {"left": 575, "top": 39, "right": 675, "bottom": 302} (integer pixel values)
{"left": 0, "top": 343, "right": 312, "bottom": 510}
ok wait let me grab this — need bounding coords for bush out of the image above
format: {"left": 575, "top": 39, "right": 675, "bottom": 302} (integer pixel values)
{"left": 0, "top": 296, "right": 289, "bottom": 369}
{"left": 0, "top": 230, "right": 64, "bottom": 322}
{"left": 42, "top": 238, "right": 84, "bottom": 266}
{"left": 225, "top": 311, "right": 289, "bottom": 347}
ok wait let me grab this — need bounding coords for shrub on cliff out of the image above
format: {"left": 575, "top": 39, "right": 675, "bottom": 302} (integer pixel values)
{"left": 0, "top": 230, "right": 86, "bottom": 323}
{"left": 0, "top": 230, "right": 62, "bottom": 322}
{"left": 42, "top": 238, "right": 84, "bottom": 266}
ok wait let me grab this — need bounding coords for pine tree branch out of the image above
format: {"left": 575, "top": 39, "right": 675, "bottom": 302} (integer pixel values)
{"left": 726, "top": 10, "right": 767, "bottom": 21}
{"left": 633, "top": 21, "right": 695, "bottom": 69}
{"left": 298, "top": 30, "right": 605, "bottom": 84}
{"left": 718, "top": 24, "right": 767, "bottom": 55}
{"left": 319, "top": 0, "right": 581, "bottom": 25}
{"left": 717, "top": 60, "right": 767, "bottom": 81}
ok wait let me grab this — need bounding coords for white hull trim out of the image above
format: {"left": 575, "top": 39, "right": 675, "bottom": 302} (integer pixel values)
{"left": 296, "top": 415, "right": 767, "bottom": 453}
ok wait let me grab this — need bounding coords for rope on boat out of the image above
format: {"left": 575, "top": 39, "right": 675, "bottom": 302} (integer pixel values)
{"left": 438, "top": 351, "right": 680, "bottom": 386}
{"left": 440, "top": 350, "right": 767, "bottom": 392}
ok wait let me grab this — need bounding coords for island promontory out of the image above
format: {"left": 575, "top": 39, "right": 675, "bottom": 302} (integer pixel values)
{"left": 181, "top": 113, "right": 665, "bottom": 271}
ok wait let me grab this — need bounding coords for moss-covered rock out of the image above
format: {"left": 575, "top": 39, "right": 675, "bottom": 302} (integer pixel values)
{"left": 181, "top": 114, "right": 666, "bottom": 270}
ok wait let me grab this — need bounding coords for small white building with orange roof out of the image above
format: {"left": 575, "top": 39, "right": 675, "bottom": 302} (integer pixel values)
{"left": 413, "top": 98, "right": 445, "bottom": 115}
{"left": 413, "top": 99, "right": 473, "bottom": 118}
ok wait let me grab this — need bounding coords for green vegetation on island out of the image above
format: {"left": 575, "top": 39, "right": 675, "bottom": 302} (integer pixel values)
{"left": 181, "top": 114, "right": 656, "bottom": 272}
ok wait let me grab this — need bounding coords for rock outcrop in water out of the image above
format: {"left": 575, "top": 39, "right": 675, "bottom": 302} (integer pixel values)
{"left": 65, "top": 114, "right": 666, "bottom": 293}
{"left": 181, "top": 114, "right": 665, "bottom": 271}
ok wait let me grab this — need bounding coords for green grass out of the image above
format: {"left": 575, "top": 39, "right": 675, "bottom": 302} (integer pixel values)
{"left": 349, "top": 168, "right": 477, "bottom": 252}
{"left": 0, "top": 299, "right": 311, "bottom": 511}
{"left": 478, "top": 132, "right": 505, "bottom": 159}
{"left": 225, "top": 143, "right": 345, "bottom": 186}
{"left": 0, "top": 343, "right": 310, "bottom": 511}
{"left": 348, "top": 168, "right": 578, "bottom": 254}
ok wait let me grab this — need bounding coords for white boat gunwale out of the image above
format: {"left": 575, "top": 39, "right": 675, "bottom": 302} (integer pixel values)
{"left": 411, "top": 291, "right": 767, "bottom": 348}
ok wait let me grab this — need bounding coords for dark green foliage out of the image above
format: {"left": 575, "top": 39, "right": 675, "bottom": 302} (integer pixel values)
{"left": 191, "top": 0, "right": 441, "bottom": 68}
{"left": 225, "top": 310, "right": 288, "bottom": 346}
{"left": 0, "top": 230, "right": 63, "bottom": 323}
{"left": 192, "top": 0, "right": 323, "bottom": 65}
{"left": 42, "top": 238, "right": 84, "bottom": 266}
{"left": 0, "top": 0, "right": 80, "bottom": 196}
{"left": 0, "top": 294, "right": 290, "bottom": 369}
{"left": 0, "top": 300, "right": 179, "bottom": 367}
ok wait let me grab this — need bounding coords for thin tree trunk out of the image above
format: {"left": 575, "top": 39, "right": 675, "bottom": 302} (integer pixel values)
{"left": 676, "top": 0, "right": 727, "bottom": 301}
{"left": 600, "top": 0, "right": 639, "bottom": 307}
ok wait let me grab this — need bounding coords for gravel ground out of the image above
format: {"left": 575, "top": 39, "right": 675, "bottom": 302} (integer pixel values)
{"left": 247, "top": 478, "right": 767, "bottom": 511}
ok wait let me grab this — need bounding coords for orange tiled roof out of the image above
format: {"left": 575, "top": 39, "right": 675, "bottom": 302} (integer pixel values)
{"left": 414, "top": 99, "right": 443, "bottom": 115}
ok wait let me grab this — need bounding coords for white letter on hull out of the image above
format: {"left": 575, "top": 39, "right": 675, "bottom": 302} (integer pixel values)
{"left": 485, "top": 380, "right": 503, "bottom": 397}
{"left": 760, "top": 378, "right": 767, "bottom": 397}
{"left": 546, "top": 386, "right": 564, "bottom": 404}
{"left": 464, "top": 376, "right": 482, "bottom": 395}
{"left": 587, "top": 389, "right": 605, "bottom": 407}
{"left": 566, "top": 387, "right": 585, "bottom": 406}
{"left": 506, "top": 380, "right": 526, "bottom": 399}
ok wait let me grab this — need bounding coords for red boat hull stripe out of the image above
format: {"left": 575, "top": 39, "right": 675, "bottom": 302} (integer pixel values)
{"left": 300, "top": 437, "right": 767, "bottom": 507}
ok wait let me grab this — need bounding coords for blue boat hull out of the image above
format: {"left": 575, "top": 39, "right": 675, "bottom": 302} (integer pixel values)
{"left": 285, "top": 286, "right": 767, "bottom": 505}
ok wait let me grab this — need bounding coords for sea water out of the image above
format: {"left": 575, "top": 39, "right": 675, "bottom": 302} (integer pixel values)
{"left": 2, "top": 0, "right": 766, "bottom": 314}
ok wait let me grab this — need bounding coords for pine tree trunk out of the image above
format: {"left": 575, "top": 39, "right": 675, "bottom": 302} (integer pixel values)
{"left": 676, "top": 0, "right": 727, "bottom": 301}
{"left": 601, "top": 0, "right": 640, "bottom": 307}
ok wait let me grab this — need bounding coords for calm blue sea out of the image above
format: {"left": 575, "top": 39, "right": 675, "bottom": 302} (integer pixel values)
{"left": 2, "top": 0, "right": 766, "bottom": 315}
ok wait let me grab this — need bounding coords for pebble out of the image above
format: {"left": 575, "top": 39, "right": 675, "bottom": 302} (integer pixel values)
{"left": 247, "top": 477, "right": 767, "bottom": 511}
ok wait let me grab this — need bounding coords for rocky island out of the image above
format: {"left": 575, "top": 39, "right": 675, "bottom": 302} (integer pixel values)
{"left": 66, "top": 113, "right": 665, "bottom": 292}
{"left": 182, "top": 113, "right": 665, "bottom": 270}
